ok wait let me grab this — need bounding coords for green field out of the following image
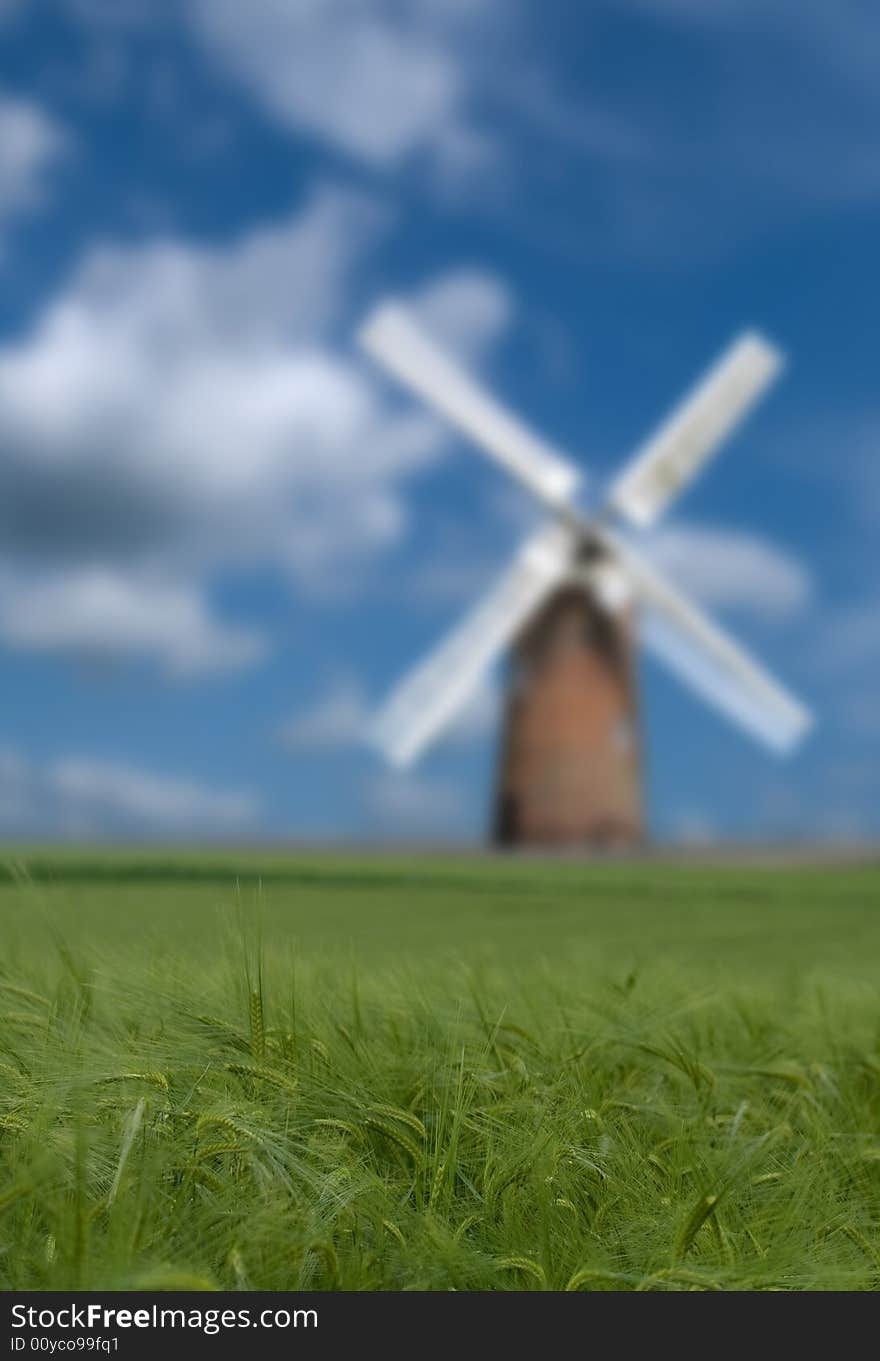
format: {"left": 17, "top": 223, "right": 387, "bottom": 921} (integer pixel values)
{"left": 2, "top": 851, "right": 880, "bottom": 1291}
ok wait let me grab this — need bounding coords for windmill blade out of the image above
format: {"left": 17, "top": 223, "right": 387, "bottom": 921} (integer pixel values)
{"left": 609, "top": 332, "right": 784, "bottom": 528}
{"left": 371, "top": 523, "right": 574, "bottom": 767}
{"left": 603, "top": 531, "right": 812, "bottom": 753}
{"left": 359, "top": 302, "right": 583, "bottom": 512}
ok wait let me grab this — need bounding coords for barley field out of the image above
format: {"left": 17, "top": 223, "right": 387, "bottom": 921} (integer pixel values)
{"left": 1, "top": 850, "right": 879, "bottom": 1292}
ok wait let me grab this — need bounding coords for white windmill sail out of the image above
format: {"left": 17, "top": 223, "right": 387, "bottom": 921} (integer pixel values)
{"left": 604, "top": 531, "right": 812, "bottom": 753}
{"left": 358, "top": 297, "right": 813, "bottom": 775}
{"left": 609, "top": 332, "right": 784, "bottom": 528}
{"left": 371, "top": 522, "right": 574, "bottom": 767}
{"left": 358, "top": 303, "right": 583, "bottom": 513}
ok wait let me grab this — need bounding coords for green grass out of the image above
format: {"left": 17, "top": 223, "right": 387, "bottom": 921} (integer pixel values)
{"left": 1, "top": 850, "right": 880, "bottom": 1291}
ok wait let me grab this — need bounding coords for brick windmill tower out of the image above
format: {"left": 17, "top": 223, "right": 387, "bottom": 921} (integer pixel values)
{"left": 359, "top": 306, "right": 812, "bottom": 848}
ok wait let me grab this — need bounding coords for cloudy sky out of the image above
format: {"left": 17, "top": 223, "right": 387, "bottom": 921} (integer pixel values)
{"left": 0, "top": 0, "right": 877, "bottom": 843}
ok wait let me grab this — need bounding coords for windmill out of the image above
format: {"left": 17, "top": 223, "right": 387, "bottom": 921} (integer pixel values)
{"left": 358, "top": 305, "right": 813, "bottom": 848}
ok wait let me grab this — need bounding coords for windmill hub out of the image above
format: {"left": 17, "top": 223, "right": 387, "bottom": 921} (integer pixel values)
{"left": 358, "top": 304, "right": 813, "bottom": 848}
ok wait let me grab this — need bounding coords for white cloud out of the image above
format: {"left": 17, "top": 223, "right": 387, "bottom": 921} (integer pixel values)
{"left": 364, "top": 769, "right": 465, "bottom": 836}
{"left": 783, "top": 601, "right": 880, "bottom": 755}
{"left": 608, "top": 0, "right": 880, "bottom": 208}
{"left": 0, "top": 746, "right": 259, "bottom": 834}
{"left": 49, "top": 757, "right": 258, "bottom": 829}
{"left": 0, "top": 568, "right": 265, "bottom": 676}
{"left": 408, "top": 554, "right": 506, "bottom": 606}
{"left": 666, "top": 808, "right": 718, "bottom": 847}
{"left": 0, "top": 95, "right": 68, "bottom": 241}
{"left": 472, "top": 0, "right": 880, "bottom": 263}
{"left": 279, "top": 676, "right": 368, "bottom": 751}
{"left": 188, "top": 0, "right": 501, "bottom": 177}
{"left": 639, "top": 524, "right": 812, "bottom": 620}
{"left": 280, "top": 670, "right": 497, "bottom": 755}
{"left": 409, "top": 269, "right": 514, "bottom": 364}
{"left": 0, "top": 186, "right": 512, "bottom": 669}
{"left": 55, "top": 0, "right": 880, "bottom": 266}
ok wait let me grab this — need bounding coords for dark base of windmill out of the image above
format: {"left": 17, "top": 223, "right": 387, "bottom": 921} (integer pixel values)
{"left": 493, "top": 809, "right": 642, "bottom": 850}
{"left": 491, "top": 583, "right": 644, "bottom": 850}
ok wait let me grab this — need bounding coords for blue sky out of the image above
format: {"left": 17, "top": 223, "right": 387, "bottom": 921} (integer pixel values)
{"left": 0, "top": 0, "right": 878, "bottom": 844}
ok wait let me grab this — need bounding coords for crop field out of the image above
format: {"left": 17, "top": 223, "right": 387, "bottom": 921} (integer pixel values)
{"left": 1, "top": 850, "right": 879, "bottom": 1292}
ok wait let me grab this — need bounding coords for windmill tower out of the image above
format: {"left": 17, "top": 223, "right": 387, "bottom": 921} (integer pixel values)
{"left": 493, "top": 582, "right": 643, "bottom": 847}
{"left": 358, "top": 306, "right": 812, "bottom": 848}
